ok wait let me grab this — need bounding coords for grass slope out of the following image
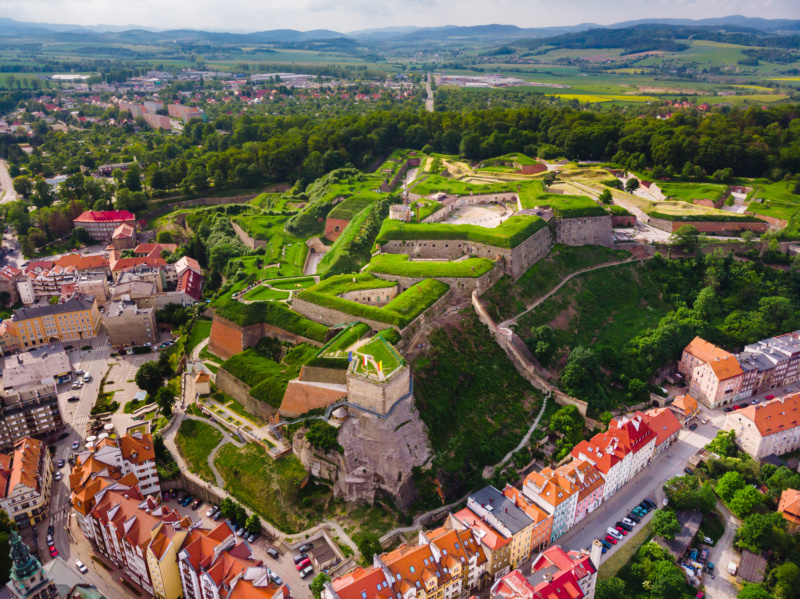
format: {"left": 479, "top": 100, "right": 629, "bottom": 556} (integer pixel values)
{"left": 221, "top": 349, "right": 301, "bottom": 408}
{"left": 175, "top": 419, "right": 223, "bottom": 483}
{"left": 366, "top": 254, "right": 495, "bottom": 278}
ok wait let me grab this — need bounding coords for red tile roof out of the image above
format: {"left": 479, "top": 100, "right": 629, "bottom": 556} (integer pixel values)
{"left": 74, "top": 210, "right": 136, "bottom": 223}
{"left": 178, "top": 269, "right": 203, "bottom": 301}
{"left": 608, "top": 414, "right": 656, "bottom": 455}
{"left": 734, "top": 393, "right": 800, "bottom": 437}
{"left": 779, "top": 489, "right": 800, "bottom": 525}
{"left": 640, "top": 408, "right": 682, "bottom": 447}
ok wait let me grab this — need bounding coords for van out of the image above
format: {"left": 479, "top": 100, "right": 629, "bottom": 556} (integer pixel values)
{"left": 83, "top": 373, "right": 91, "bottom": 382}
{"left": 300, "top": 565, "right": 314, "bottom": 579}
{"left": 607, "top": 528, "right": 623, "bottom": 540}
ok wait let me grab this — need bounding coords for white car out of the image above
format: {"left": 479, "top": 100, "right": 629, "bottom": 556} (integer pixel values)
{"left": 54, "top": 471, "right": 62, "bottom": 481}
{"left": 607, "top": 528, "right": 623, "bottom": 540}
{"left": 75, "top": 560, "right": 88, "bottom": 574}
{"left": 622, "top": 517, "right": 636, "bottom": 527}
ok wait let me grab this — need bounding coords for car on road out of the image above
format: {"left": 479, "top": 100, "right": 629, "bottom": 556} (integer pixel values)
{"left": 684, "top": 467, "right": 695, "bottom": 475}
{"left": 266, "top": 547, "right": 280, "bottom": 559}
{"left": 191, "top": 499, "right": 202, "bottom": 510}
{"left": 298, "top": 543, "right": 314, "bottom": 553}
{"left": 604, "top": 533, "right": 618, "bottom": 544}
{"left": 300, "top": 565, "right": 314, "bottom": 578}
{"left": 57, "top": 459, "right": 65, "bottom": 468}
{"left": 49, "top": 546, "right": 58, "bottom": 558}
{"left": 765, "top": 395, "right": 775, "bottom": 400}
{"left": 598, "top": 538, "right": 611, "bottom": 550}
{"left": 296, "top": 558, "right": 311, "bottom": 571}
{"left": 622, "top": 517, "right": 637, "bottom": 528}
{"left": 67, "top": 396, "right": 80, "bottom": 403}
{"left": 723, "top": 407, "right": 733, "bottom": 413}
{"left": 750, "top": 400, "right": 759, "bottom": 405}
{"left": 76, "top": 560, "right": 88, "bottom": 574}
{"left": 689, "top": 423, "right": 698, "bottom": 431}
{"left": 64, "top": 345, "right": 74, "bottom": 350}
{"left": 72, "top": 440, "right": 79, "bottom": 449}
{"left": 269, "top": 572, "right": 282, "bottom": 586}
{"left": 614, "top": 526, "right": 628, "bottom": 536}
{"left": 702, "top": 417, "right": 710, "bottom": 424}
{"left": 83, "top": 374, "right": 91, "bottom": 382}
{"left": 54, "top": 471, "right": 62, "bottom": 481}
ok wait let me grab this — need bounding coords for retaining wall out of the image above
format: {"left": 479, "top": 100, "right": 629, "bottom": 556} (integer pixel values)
{"left": 215, "top": 367, "right": 278, "bottom": 422}
{"left": 231, "top": 220, "right": 266, "bottom": 250}
{"left": 140, "top": 193, "right": 259, "bottom": 224}
{"left": 370, "top": 262, "right": 504, "bottom": 299}
{"left": 340, "top": 285, "right": 399, "bottom": 306}
{"left": 554, "top": 215, "right": 613, "bottom": 247}
{"left": 420, "top": 193, "right": 518, "bottom": 224}
{"left": 208, "top": 314, "right": 323, "bottom": 361}
{"left": 646, "top": 216, "right": 768, "bottom": 234}
{"left": 291, "top": 298, "right": 398, "bottom": 332}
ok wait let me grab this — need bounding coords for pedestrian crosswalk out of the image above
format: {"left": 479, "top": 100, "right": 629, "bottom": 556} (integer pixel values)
{"left": 73, "top": 416, "right": 88, "bottom": 425}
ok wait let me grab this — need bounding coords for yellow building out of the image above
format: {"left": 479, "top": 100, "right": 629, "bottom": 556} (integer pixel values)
{"left": 147, "top": 522, "right": 190, "bottom": 599}
{"left": 10, "top": 293, "right": 101, "bottom": 349}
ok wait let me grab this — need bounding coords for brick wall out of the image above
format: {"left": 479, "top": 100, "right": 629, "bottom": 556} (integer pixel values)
{"left": 611, "top": 215, "right": 636, "bottom": 227}
{"left": 324, "top": 218, "right": 351, "bottom": 242}
{"left": 647, "top": 216, "right": 768, "bottom": 234}
{"left": 208, "top": 314, "right": 323, "bottom": 361}
{"left": 279, "top": 380, "right": 347, "bottom": 417}
{"left": 345, "top": 367, "right": 411, "bottom": 415}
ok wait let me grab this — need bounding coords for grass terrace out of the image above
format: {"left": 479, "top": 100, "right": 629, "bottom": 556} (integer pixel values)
{"left": 520, "top": 191, "right": 608, "bottom": 218}
{"left": 175, "top": 419, "right": 224, "bottom": 483}
{"left": 410, "top": 174, "right": 515, "bottom": 197}
{"left": 307, "top": 273, "right": 397, "bottom": 296}
{"left": 297, "top": 279, "right": 449, "bottom": 329}
{"left": 220, "top": 349, "right": 300, "bottom": 408}
{"left": 242, "top": 286, "right": 291, "bottom": 302}
{"left": 305, "top": 322, "right": 372, "bottom": 369}
{"left": 482, "top": 153, "right": 540, "bottom": 167}
{"left": 657, "top": 181, "right": 727, "bottom": 203}
{"left": 328, "top": 195, "right": 376, "bottom": 221}
{"left": 376, "top": 214, "right": 547, "bottom": 249}
{"left": 607, "top": 205, "right": 633, "bottom": 217}
{"left": 366, "top": 254, "right": 495, "bottom": 278}
{"left": 186, "top": 318, "right": 212, "bottom": 355}
{"left": 353, "top": 335, "right": 404, "bottom": 377}
{"left": 646, "top": 201, "right": 764, "bottom": 222}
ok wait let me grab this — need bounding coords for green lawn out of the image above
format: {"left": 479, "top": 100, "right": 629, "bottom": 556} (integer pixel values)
{"left": 481, "top": 244, "right": 631, "bottom": 321}
{"left": 657, "top": 181, "right": 727, "bottom": 203}
{"left": 269, "top": 277, "right": 316, "bottom": 290}
{"left": 365, "top": 254, "right": 495, "bottom": 278}
{"left": 410, "top": 174, "right": 515, "bottom": 197}
{"left": 354, "top": 336, "right": 404, "bottom": 376}
{"left": 186, "top": 318, "right": 212, "bottom": 354}
{"left": 328, "top": 194, "right": 377, "bottom": 220}
{"left": 745, "top": 200, "right": 798, "bottom": 221}
{"left": 221, "top": 349, "right": 300, "bottom": 408}
{"left": 307, "top": 273, "right": 397, "bottom": 296}
{"left": 598, "top": 521, "right": 653, "bottom": 580}
{"left": 215, "top": 442, "right": 328, "bottom": 533}
{"left": 175, "top": 419, "right": 224, "bottom": 483}
{"left": 242, "top": 286, "right": 291, "bottom": 302}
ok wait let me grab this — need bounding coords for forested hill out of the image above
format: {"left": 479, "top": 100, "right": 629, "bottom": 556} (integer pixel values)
{"left": 516, "top": 24, "right": 800, "bottom": 54}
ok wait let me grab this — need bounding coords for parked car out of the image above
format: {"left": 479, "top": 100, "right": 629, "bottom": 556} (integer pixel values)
{"left": 300, "top": 565, "right": 314, "bottom": 579}
{"left": 296, "top": 558, "right": 311, "bottom": 571}
{"left": 787, "top": 388, "right": 794, "bottom": 394}
{"left": 67, "top": 395, "right": 80, "bottom": 402}
{"left": 607, "top": 528, "right": 623, "bottom": 540}
{"left": 703, "top": 536, "right": 713, "bottom": 544}
{"left": 75, "top": 369, "right": 84, "bottom": 376}
{"left": 604, "top": 535, "right": 617, "bottom": 545}
{"left": 206, "top": 506, "right": 218, "bottom": 518}
{"left": 266, "top": 547, "right": 280, "bottom": 559}
{"left": 213, "top": 511, "right": 223, "bottom": 521}
{"left": 627, "top": 513, "right": 641, "bottom": 523}
{"left": 181, "top": 496, "right": 193, "bottom": 507}
{"left": 298, "top": 543, "right": 314, "bottom": 553}
{"left": 57, "top": 459, "right": 65, "bottom": 468}
{"left": 46, "top": 534, "right": 53, "bottom": 545}
{"left": 707, "top": 562, "right": 715, "bottom": 573}
{"left": 699, "top": 549, "right": 709, "bottom": 563}
{"left": 55, "top": 471, "right": 62, "bottom": 481}
{"left": 83, "top": 373, "right": 91, "bottom": 382}
{"left": 163, "top": 491, "right": 171, "bottom": 501}
{"left": 614, "top": 526, "right": 628, "bottom": 536}
{"left": 71, "top": 382, "right": 82, "bottom": 389}
{"left": 293, "top": 554, "right": 308, "bottom": 565}
{"left": 191, "top": 499, "right": 202, "bottom": 510}
{"left": 236, "top": 527, "right": 245, "bottom": 537}
{"left": 269, "top": 572, "right": 282, "bottom": 586}
{"left": 622, "top": 518, "right": 637, "bottom": 528}
{"left": 684, "top": 467, "right": 695, "bottom": 475}
{"left": 637, "top": 502, "right": 650, "bottom": 512}
{"left": 689, "top": 423, "right": 698, "bottom": 431}
{"left": 598, "top": 538, "right": 611, "bottom": 550}
{"left": 76, "top": 560, "right": 88, "bottom": 574}
{"left": 248, "top": 532, "right": 259, "bottom": 543}
{"left": 615, "top": 521, "right": 632, "bottom": 531}
{"left": 49, "top": 546, "right": 58, "bottom": 557}
{"left": 723, "top": 407, "right": 733, "bottom": 413}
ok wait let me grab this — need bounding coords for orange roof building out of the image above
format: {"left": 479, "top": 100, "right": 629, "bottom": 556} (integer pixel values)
{"left": 669, "top": 394, "right": 700, "bottom": 423}
{"left": 0, "top": 437, "right": 53, "bottom": 527}
{"left": 522, "top": 467, "right": 579, "bottom": 544}
{"left": 452, "top": 507, "right": 512, "bottom": 579}
{"left": 641, "top": 408, "right": 682, "bottom": 453}
{"left": 679, "top": 336, "right": 732, "bottom": 376}
{"left": 502, "top": 485, "right": 553, "bottom": 554}
{"left": 723, "top": 393, "right": 800, "bottom": 459}
{"left": 779, "top": 489, "right": 800, "bottom": 530}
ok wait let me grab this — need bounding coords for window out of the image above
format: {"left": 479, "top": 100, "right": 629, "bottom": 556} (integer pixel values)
{"left": 409, "top": 566, "right": 415, "bottom": 573}
{"left": 361, "top": 592, "right": 367, "bottom": 599}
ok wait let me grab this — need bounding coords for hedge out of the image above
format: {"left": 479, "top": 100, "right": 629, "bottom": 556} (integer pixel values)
{"left": 375, "top": 215, "right": 547, "bottom": 249}
{"left": 366, "top": 253, "right": 495, "bottom": 278}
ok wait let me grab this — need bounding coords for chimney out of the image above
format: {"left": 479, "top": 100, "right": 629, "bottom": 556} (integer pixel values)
{"left": 590, "top": 539, "right": 603, "bottom": 569}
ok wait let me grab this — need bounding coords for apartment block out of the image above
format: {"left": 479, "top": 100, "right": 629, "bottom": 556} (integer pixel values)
{"left": 607, "top": 414, "right": 656, "bottom": 479}
{"left": 570, "top": 434, "right": 630, "bottom": 501}
{"left": 10, "top": 293, "right": 101, "bottom": 348}
{"left": 0, "top": 437, "right": 53, "bottom": 529}
{"left": 689, "top": 355, "right": 744, "bottom": 409}
{"left": 2, "top": 347, "right": 72, "bottom": 394}
{"left": 522, "top": 468, "right": 578, "bottom": 544}
{"left": 502, "top": 486, "right": 552, "bottom": 555}
{"left": 104, "top": 299, "right": 157, "bottom": 347}
{"left": 0, "top": 386, "right": 63, "bottom": 451}
{"left": 450, "top": 509, "right": 512, "bottom": 581}
{"left": 640, "top": 408, "right": 682, "bottom": 454}
{"left": 723, "top": 393, "right": 800, "bottom": 459}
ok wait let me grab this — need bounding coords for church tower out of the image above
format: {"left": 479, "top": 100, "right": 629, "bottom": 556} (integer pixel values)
{"left": 7, "top": 531, "right": 58, "bottom": 599}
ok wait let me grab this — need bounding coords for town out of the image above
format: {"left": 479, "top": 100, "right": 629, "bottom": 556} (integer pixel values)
{"left": 0, "top": 13, "right": 800, "bottom": 599}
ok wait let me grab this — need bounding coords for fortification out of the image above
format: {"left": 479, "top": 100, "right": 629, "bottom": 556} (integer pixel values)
{"left": 390, "top": 205, "right": 411, "bottom": 221}
{"left": 554, "top": 215, "right": 613, "bottom": 247}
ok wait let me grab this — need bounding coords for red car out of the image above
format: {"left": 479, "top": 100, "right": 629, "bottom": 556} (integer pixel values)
{"left": 615, "top": 526, "right": 628, "bottom": 536}
{"left": 765, "top": 395, "right": 775, "bottom": 400}
{"left": 49, "top": 546, "right": 58, "bottom": 557}
{"left": 296, "top": 558, "right": 311, "bottom": 571}
{"left": 604, "top": 535, "right": 617, "bottom": 545}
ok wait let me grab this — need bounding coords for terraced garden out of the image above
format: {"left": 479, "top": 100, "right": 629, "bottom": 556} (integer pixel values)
{"left": 366, "top": 254, "right": 495, "bottom": 278}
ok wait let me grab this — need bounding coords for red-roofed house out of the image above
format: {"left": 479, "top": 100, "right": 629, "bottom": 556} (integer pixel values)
{"left": 723, "top": 393, "right": 800, "bottom": 458}
{"left": 491, "top": 543, "right": 600, "bottom": 599}
{"left": 607, "top": 414, "right": 657, "bottom": 480}
{"left": 73, "top": 210, "right": 137, "bottom": 241}
{"left": 570, "top": 434, "right": 630, "bottom": 501}
{"left": 112, "top": 222, "right": 137, "bottom": 250}
{"left": 0, "top": 265, "right": 22, "bottom": 304}
{"left": 177, "top": 269, "right": 203, "bottom": 302}
{"left": 779, "top": 488, "right": 800, "bottom": 532}
{"left": 640, "top": 408, "right": 682, "bottom": 454}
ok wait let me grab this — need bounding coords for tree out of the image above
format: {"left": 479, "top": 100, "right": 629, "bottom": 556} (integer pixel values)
{"left": 729, "top": 485, "right": 762, "bottom": 518}
{"left": 155, "top": 387, "right": 176, "bottom": 417}
{"left": 31, "top": 177, "right": 53, "bottom": 208}
{"left": 311, "top": 573, "right": 331, "bottom": 599}
{"left": 156, "top": 231, "right": 174, "bottom": 244}
{"left": 124, "top": 164, "right": 142, "bottom": 192}
{"left": 649, "top": 560, "right": 687, "bottom": 599}
{"left": 71, "top": 227, "right": 93, "bottom": 246}
{"left": 548, "top": 405, "right": 585, "bottom": 460}
{"left": 598, "top": 188, "right": 612, "bottom": 205}
{"left": 737, "top": 584, "right": 773, "bottom": 599}
{"left": 670, "top": 225, "right": 700, "bottom": 253}
{"left": 651, "top": 510, "right": 680, "bottom": 540}
{"left": 245, "top": 514, "right": 261, "bottom": 535}
{"left": 134, "top": 361, "right": 164, "bottom": 397}
{"left": 736, "top": 512, "right": 786, "bottom": 553}
{"left": 0, "top": 510, "right": 14, "bottom": 586}
{"left": 774, "top": 562, "right": 800, "bottom": 599}
{"left": 715, "top": 471, "right": 746, "bottom": 502}
{"left": 355, "top": 533, "right": 382, "bottom": 565}
{"left": 12, "top": 175, "right": 32, "bottom": 198}
{"left": 693, "top": 286, "right": 719, "bottom": 320}
{"left": 528, "top": 325, "right": 556, "bottom": 365}
{"left": 594, "top": 578, "right": 625, "bottom": 599}
{"left": 561, "top": 346, "right": 606, "bottom": 407}
{"left": 625, "top": 178, "right": 640, "bottom": 192}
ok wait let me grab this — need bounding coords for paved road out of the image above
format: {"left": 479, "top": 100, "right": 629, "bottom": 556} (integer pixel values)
{"left": 704, "top": 502, "right": 739, "bottom": 599}
{"left": 0, "top": 159, "right": 16, "bottom": 203}
{"left": 425, "top": 72, "right": 434, "bottom": 113}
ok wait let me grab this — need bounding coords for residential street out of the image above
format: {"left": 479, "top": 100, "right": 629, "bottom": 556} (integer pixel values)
{"left": 704, "top": 502, "right": 740, "bottom": 599}
{"left": 0, "top": 159, "right": 16, "bottom": 203}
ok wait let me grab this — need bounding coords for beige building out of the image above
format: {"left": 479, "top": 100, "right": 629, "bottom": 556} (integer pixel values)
{"left": 0, "top": 321, "right": 19, "bottom": 356}
{"left": 10, "top": 293, "right": 101, "bottom": 348}
{"left": 723, "top": 393, "right": 800, "bottom": 459}
{"left": 679, "top": 336, "right": 732, "bottom": 377}
{"left": 0, "top": 437, "right": 53, "bottom": 528}
{"left": 76, "top": 273, "right": 109, "bottom": 305}
{"left": 104, "top": 299, "right": 157, "bottom": 347}
{"left": 689, "top": 355, "right": 744, "bottom": 408}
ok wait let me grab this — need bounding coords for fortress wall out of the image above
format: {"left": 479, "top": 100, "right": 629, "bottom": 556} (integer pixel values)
{"left": 509, "top": 225, "right": 554, "bottom": 279}
{"left": 231, "top": 220, "right": 267, "bottom": 250}
{"left": 370, "top": 262, "right": 504, "bottom": 299}
{"left": 345, "top": 367, "right": 411, "bottom": 415}
{"left": 291, "top": 298, "right": 397, "bottom": 332}
{"left": 554, "top": 215, "right": 613, "bottom": 247}
{"left": 380, "top": 239, "right": 513, "bottom": 265}
{"left": 215, "top": 368, "right": 279, "bottom": 422}
{"left": 209, "top": 314, "right": 323, "bottom": 361}
{"left": 340, "top": 285, "right": 399, "bottom": 306}
{"left": 647, "top": 216, "right": 769, "bottom": 234}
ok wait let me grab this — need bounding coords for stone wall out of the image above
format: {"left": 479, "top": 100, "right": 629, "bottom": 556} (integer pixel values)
{"left": 647, "top": 216, "right": 768, "bottom": 234}
{"left": 231, "top": 221, "right": 266, "bottom": 250}
{"left": 421, "top": 193, "right": 518, "bottom": 224}
{"left": 139, "top": 193, "right": 259, "bottom": 224}
{"left": 612, "top": 215, "right": 636, "bottom": 227}
{"left": 291, "top": 298, "right": 396, "bottom": 332}
{"left": 208, "top": 314, "right": 323, "bottom": 361}
{"left": 554, "top": 216, "right": 613, "bottom": 247}
{"left": 397, "top": 287, "right": 455, "bottom": 350}
{"left": 508, "top": 225, "right": 554, "bottom": 280}
{"left": 370, "top": 262, "right": 504, "bottom": 300}
{"left": 745, "top": 212, "right": 787, "bottom": 229}
{"left": 215, "top": 368, "right": 278, "bottom": 422}
{"left": 340, "top": 285, "right": 399, "bottom": 306}
{"left": 345, "top": 366, "right": 412, "bottom": 415}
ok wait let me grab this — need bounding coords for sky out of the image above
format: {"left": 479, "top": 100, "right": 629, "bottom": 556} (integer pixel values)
{"left": 1, "top": 0, "right": 799, "bottom": 33}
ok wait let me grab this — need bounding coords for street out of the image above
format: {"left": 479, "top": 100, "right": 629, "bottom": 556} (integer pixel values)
{"left": 0, "top": 159, "right": 16, "bottom": 203}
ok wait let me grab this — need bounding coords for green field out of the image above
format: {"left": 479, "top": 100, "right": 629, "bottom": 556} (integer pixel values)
{"left": 519, "top": 188, "right": 608, "bottom": 218}
{"left": 410, "top": 174, "right": 515, "bottom": 197}
{"left": 353, "top": 336, "right": 404, "bottom": 376}
{"left": 175, "top": 419, "right": 224, "bottom": 483}
{"left": 328, "top": 195, "right": 376, "bottom": 221}
{"left": 657, "top": 181, "right": 727, "bottom": 203}
{"left": 481, "top": 244, "right": 631, "bottom": 321}
{"left": 186, "top": 318, "right": 212, "bottom": 355}
{"left": 307, "top": 273, "right": 397, "bottom": 296}
{"left": 242, "top": 286, "right": 291, "bottom": 302}
{"left": 365, "top": 253, "right": 495, "bottom": 278}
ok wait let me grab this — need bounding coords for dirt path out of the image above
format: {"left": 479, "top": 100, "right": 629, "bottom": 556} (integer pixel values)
{"left": 0, "top": 159, "right": 17, "bottom": 203}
